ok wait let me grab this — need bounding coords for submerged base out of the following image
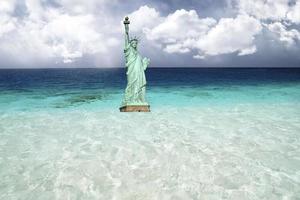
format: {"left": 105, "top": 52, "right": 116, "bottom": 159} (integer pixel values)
{"left": 119, "top": 105, "right": 150, "bottom": 112}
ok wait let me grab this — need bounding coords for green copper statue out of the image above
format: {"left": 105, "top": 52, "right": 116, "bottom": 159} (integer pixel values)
{"left": 120, "top": 16, "right": 150, "bottom": 112}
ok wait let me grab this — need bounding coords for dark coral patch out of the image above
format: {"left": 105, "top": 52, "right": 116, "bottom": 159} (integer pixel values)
{"left": 54, "top": 94, "right": 107, "bottom": 108}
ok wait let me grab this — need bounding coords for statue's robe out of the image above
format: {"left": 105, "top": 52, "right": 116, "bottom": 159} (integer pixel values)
{"left": 123, "top": 44, "right": 148, "bottom": 105}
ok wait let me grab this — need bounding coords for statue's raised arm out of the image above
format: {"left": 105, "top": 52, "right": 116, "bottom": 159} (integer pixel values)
{"left": 123, "top": 16, "right": 130, "bottom": 47}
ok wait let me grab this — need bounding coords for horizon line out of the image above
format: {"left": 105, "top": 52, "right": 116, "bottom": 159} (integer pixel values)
{"left": 0, "top": 66, "right": 300, "bottom": 70}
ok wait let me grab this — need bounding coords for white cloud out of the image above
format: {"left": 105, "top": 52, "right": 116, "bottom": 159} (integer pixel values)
{"left": 197, "top": 15, "right": 262, "bottom": 57}
{"left": 128, "top": 5, "right": 162, "bottom": 33}
{"left": 164, "top": 43, "right": 191, "bottom": 54}
{"left": 144, "top": 9, "right": 216, "bottom": 41}
{"left": 287, "top": 0, "right": 300, "bottom": 24}
{"left": 0, "top": 0, "right": 120, "bottom": 65}
{"left": 237, "top": 0, "right": 300, "bottom": 24}
{"left": 0, "top": 0, "right": 16, "bottom": 13}
{"left": 234, "top": 0, "right": 300, "bottom": 50}
{"left": 53, "top": 0, "right": 115, "bottom": 14}
{"left": 42, "top": 12, "right": 110, "bottom": 63}
{"left": 0, "top": 0, "right": 17, "bottom": 37}
{"left": 131, "top": 3, "right": 299, "bottom": 59}
{"left": 25, "top": 0, "right": 45, "bottom": 20}
{"left": 143, "top": 9, "right": 216, "bottom": 55}
{"left": 0, "top": 1, "right": 299, "bottom": 67}
{"left": 238, "top": 46, "right": 257, "bottom": 56}
{"left": 193, "top": 54, "right": 205, "bottom": 60}
{"left": 267, "top": 22, "right": 300, "bottom": 46}
{"left": 142, "top": 9, "right": 261, "bottom": 58}
{"left": 237, "top": 0, "right": 290, "bottom": 21}
{"left": 0, "top": 15, "right": 17, "bottom": 37}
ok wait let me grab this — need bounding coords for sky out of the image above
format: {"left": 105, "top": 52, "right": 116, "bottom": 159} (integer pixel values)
{"left": 0, "top": 0, "right": 299, "bottom": 68}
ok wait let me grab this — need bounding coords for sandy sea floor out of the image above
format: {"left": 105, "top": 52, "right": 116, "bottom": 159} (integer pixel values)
{"left": 1, "top": 103, "right": 300, "bottom": 200}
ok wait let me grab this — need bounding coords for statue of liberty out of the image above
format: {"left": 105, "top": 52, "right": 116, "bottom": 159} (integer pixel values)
{"left": 120, "top": 16, "right": 150, "bottom": 112}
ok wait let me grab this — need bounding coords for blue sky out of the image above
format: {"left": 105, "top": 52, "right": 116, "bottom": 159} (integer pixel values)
{"left": 0, "top": 0, "right": 299, "bottom": 68}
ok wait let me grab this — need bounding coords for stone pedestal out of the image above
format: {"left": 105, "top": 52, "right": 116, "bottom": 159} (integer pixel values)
{"left": 119, "top": 105, "right": 150, "bottom": 112}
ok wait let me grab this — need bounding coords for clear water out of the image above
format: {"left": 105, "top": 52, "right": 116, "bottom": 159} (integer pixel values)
{"left": 0, "top": 68, "right": 300, "bottom": 199}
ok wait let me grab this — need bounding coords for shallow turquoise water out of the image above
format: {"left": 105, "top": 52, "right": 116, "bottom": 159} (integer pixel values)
{"left": 1, "top": 82, "right": 300, "bottom": 112}
{"left": 0, "top": 68, "right": 300, "bottom": 199}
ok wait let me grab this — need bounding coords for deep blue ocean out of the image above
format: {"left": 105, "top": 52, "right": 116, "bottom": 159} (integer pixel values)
{"left": 0, "top": 68, "right": 300, "bottom": 111}
{"left": 0, "top": 68, "right": 300, "bottom": 199}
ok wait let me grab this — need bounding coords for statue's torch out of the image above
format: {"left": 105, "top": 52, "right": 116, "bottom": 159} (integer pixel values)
{"left": 124, "top": 16, "right": 130, "bottom": 34}
{"left": 124, "top": 16, "right": 130, "bottom": 25}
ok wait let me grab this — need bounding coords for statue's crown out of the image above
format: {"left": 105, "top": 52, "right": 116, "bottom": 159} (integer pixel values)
{"left": 130, "top": 36, "right": 140, "bottom": 42}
